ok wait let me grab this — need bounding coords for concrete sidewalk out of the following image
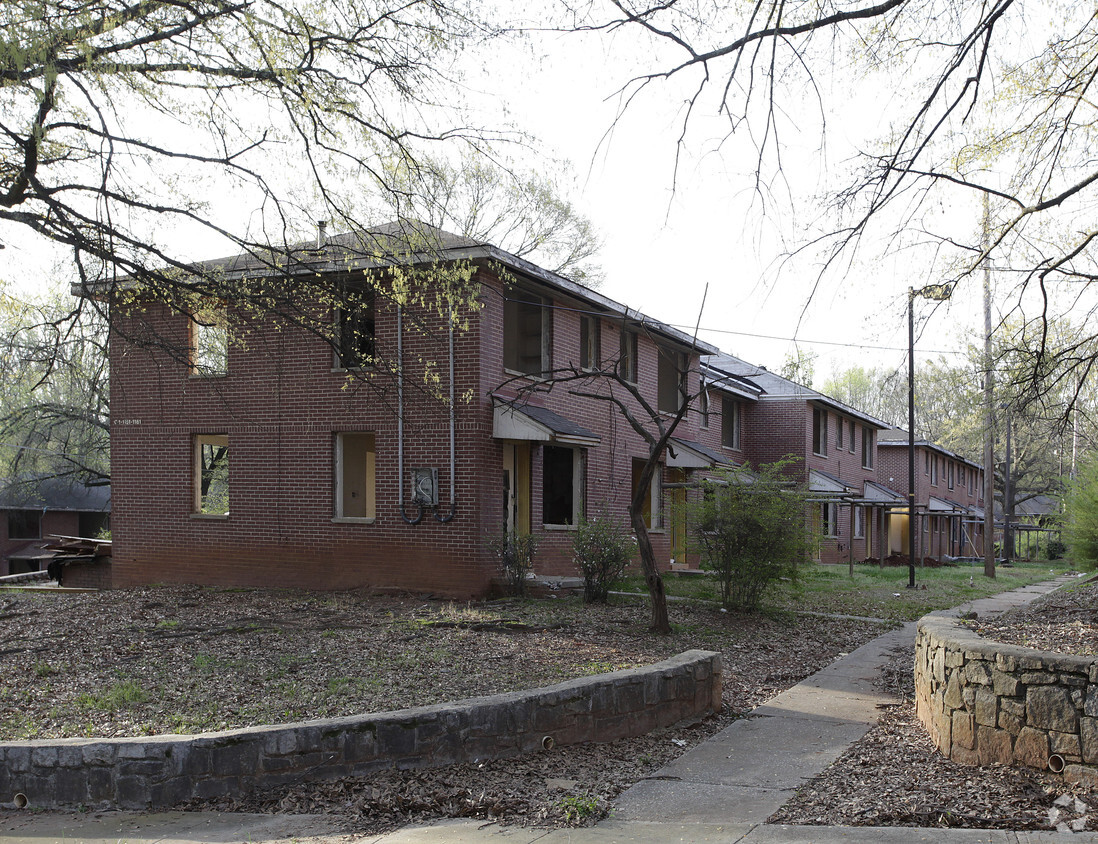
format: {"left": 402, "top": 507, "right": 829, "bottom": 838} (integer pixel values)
{"left": 3, "top": 574, "right": 1092, "bottom": 844}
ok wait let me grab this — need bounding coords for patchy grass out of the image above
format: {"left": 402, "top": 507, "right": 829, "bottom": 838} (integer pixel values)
{"left": 621, "top": 559, "right": 1074, "bottom": 622}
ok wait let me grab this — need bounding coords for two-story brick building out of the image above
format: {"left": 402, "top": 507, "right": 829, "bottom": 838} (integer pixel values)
{"left": 877, "top": 428, "right": 986, "bottom": 560}
{"left": 89, "top": 223, "right": 728, "bottom": 596}
{"left": 701, "top": 353, "right": 896, "bottom": 565}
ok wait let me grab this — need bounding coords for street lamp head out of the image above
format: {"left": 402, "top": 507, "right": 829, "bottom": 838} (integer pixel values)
{"left": 915, "top": 282, "right": 955, "bottom": 301}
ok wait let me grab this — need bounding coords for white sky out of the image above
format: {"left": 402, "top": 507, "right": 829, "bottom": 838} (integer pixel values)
{"left": 1, "top": 8, "right": 1060, "bottom": 392}
{"left": 480, "top": 26, "right": 1003, "bottom": 386}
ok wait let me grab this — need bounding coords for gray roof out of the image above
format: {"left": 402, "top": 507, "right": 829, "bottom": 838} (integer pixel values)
{"left": 516, "top": 405, "right": 599, "bottom": 443}
{"left": 78, "top": 220, "right": 717, "bottom": 357}
{"left": 703, "top": 352, "right": 889, "bottom": 428}
{"left": 0, "top": 477, "right": 110, "bottom": 512}
{"left": 668, "top": 438, "right": 735, "bottom": 468}
{"left": 877, "top": 428, "right": 983, "bottom": 470}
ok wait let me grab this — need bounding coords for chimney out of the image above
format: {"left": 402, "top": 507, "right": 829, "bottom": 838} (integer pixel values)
{"left": 316, "top": 220, "right": 328, "bottom": 251}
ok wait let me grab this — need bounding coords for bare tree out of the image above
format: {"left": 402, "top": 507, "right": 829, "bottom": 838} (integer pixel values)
{"left": 501, "top": 331, "right": 704, "bottom": 635}
{"left": 0, "top": 1, "right": 533, "bottom": 368}
{"left": 0, "top": 287, "right": 109, "bottom": 485}
{"left": 567, "top": 1, "right": 1098, "bottom": 407}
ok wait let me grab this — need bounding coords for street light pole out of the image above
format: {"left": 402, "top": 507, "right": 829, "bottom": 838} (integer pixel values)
{"left": 908, "top": 288, "right": 917, "bottom": 589}
{"left": 908, "top": 283, "right": 953, "bottom": 590}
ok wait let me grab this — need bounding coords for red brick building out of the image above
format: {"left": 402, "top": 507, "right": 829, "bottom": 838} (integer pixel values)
{"left": 93, "top": 224, "right": 727, "bottom": 596}
{"left": 701, "top": 354, "right": 895, "bottom": 565}
{"left": 0, "top": 477, "right": 110, "bottom": 575}
{"left": 877, "top": 429, "right": 986, "bottom": 560}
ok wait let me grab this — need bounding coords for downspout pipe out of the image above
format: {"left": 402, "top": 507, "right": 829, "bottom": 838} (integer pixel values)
{"left": 434, "top": 302, "right": 457, "bottom": 523}
{"left": 397, "top": 303, "right": 423, "bottom": 525}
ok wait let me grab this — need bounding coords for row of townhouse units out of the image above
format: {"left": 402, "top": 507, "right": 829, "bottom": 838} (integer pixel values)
{"left": 86, "top": 222, "right": 984, "bottom": 597}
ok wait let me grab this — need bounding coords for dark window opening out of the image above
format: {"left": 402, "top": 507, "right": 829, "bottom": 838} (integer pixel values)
{"left": 543, "top": 445, "right": 578, "bottom": 525}
{"left": 337, "top": 285, "right": 376, "bottom": 368}
{"left": 7, "top": 510, "right": 41, "bottom": 539}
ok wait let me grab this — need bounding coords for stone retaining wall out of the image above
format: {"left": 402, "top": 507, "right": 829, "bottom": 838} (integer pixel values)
{"left": 0, "top": 649, "right": 721, "bottom": 810}
{"left": 915, "top": 615, "right": 1098, "bottom": 787}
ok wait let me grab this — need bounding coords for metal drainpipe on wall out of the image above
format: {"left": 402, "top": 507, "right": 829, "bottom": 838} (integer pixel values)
{"left": 397, "top": 304, "right": 422, "bottom": 525}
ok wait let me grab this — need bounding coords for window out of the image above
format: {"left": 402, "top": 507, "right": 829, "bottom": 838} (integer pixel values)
{"left": 722, "top": 395, "right": 741, "bottom": 449}
{"left": 619, "top": 328, "right": 638, "bottom": 383}
{"left": 7, "top": 510, "right": 41, "bottom": 539}
{"left": 195, "top": 434, "right": 229, "bottom": 515}
{"left": 837, "top": 418, "right": 844, "bottom": 449}
{"left": 190, "top": 303, "right": 228, "bottom": 375}
{"left": 78, "top": 511, "right": 109, "bottom": 537}
{"left": 925, "top": 452, "right": 930, "bottom": 476}
{"left": 848, "top": 420, "right": 856, "bottom": 453}
{"left": 335, "top": 433, "right": 376, "bottom": 520}
{"left": 543, "top": 445, "right": 584, "bottom": 526}
{"left": 658, "top": 348, "right": 686, "bottom": 413}
{"left": 812, "top": 407, "right": 828, "bottom": 456}
{"left": 632, "top": 457, "right": 661, "bottom": 530}
{"left": 931, "top": 456, "right": 938, "bottom": 485}
{"left": 699, "top": 385, "right": 710, "bottom": 429}
{"left": 821, "top": 502, "right": 839, "bottom": 537}
{"left": 861, "top": 426, "right": 874, "bottom": 469}
{"left": 503, "top": 287, "right": 549, "bottom": 376}
{"left": 969, "top": 469, "right": 975, "bottom": 495}
{"left": 853, "top": 505, "right": 865, "bottom": 539}
{"left": 336, "top": 284, "right": 376, "bottom": 369}
{"left": 580, "top": 315, "right": 600, "bottom": 370}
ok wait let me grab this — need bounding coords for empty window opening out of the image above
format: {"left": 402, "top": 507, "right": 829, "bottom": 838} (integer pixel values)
{"left": 195, "top": 434, "right": 229, "bottom": 515}
{"left": 7, "top": 510, "right": 41, "bottom": 539}
{"left": 722, "top": 396, "right": 741, "bottom": 450}
{"left": 542, "top": 445, "right": 584, "bottom": 526}
{"left": 190, "top": 304, "right": 228, "bottom": 376}
{"left": 631, "top": 457, "right": 661, "bottom": 530}
{"left": 812, "top": 408, "right": 828, "bottom": 456}
{"left": 658, "top": 348, "right": 686, "bottom": 413}
{"left": 504, "top": 288, "right": 549, "bottom": 375}
{"left": 336, "top": 284, "right": 376, "bottom": 368}
{"left": 619, "top": 328, "right": 638, "bottom": 383}
{"left": 336, "top": 432, "right": 376, "bottom": 520}
{"left": 580, "top": 315, "right": 600, "bottom": 370}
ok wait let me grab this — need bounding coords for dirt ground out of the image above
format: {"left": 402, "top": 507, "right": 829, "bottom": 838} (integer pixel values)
{"left": 4, "top": 579, "right": 1097, "bottom": 833}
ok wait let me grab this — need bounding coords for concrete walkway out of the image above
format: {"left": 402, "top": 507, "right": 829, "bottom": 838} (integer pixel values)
{"left": 3, "top": 574, "right": 1094, "bottom": 844}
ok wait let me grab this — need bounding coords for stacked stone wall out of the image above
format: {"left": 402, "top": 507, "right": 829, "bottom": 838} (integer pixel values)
{"left": 916, "top": 615, "right": 1098, "bottom": 788}
{"left": 0, "top": 649, "right": 721, "bottom": 810}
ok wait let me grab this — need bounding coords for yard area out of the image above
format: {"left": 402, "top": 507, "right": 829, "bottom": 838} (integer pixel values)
{"left": 0, "top": 559, "right": 1083, "bottom": 832}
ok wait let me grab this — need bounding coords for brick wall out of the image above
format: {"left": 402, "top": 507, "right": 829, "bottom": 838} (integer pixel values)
{"left": 108, "top": 267, "right": 708, "bottom": 594}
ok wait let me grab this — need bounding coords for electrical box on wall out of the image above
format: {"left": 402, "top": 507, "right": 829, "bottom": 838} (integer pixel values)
{"left": 412, "top": 468, "right": 439, "bottom": 506}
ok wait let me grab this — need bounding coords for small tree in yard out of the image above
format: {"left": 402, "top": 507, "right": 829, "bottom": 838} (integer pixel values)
{"left": 573, "top": 516, "right": 635, "bottom": 604}
{"left": 487, "top": 532, "right": 540, "bottom": 596}
{"left": 692, "top": 460, "right": 816, "bottom": 612}
{"left": 1063, "top": 458, "right": 1098, "bottom": 570}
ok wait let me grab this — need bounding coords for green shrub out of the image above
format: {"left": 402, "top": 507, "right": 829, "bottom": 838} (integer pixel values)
{"left": 1064, "top": 458, "right": 1098, "bottom": 569}
{"left": 573, "top": 516, "right": 635, "bottom": 603}
{"left": 690, "top": 459, "right": 815, "bottom": 611}
{"left": 1046, "top": 539, "right": 1066, "bottom": 561}
{"left": 486, "top": 531, "right": 540, "bottom": 595}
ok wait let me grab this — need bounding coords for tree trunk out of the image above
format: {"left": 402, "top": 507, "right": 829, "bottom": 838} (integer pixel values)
{"left": 631, "top": 509, "right": 671, "bottom": 634}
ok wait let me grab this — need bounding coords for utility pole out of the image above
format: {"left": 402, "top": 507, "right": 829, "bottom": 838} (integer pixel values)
{"left": 983, "top": 194, "right": 996, "bottom": 579}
